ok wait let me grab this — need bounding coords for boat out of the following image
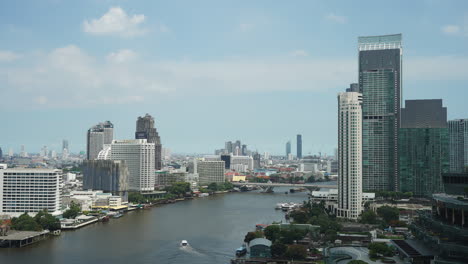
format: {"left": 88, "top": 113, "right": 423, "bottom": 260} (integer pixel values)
{"left": 112, "top": 213, "right": 123, "bottom": 218}
{"left": 235, "top": 244, "right": 247, "bottom": 257}
{"left": 180, "top": 240, "right": 188, "bottom": 246}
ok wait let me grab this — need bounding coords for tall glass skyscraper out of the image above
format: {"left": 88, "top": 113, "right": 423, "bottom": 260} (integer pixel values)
{"left": 448, "top": 119, "right": 468, "bottom": 173}
{"left": 399, "top": 100, "right": 449, "bottom": 197}
{"left": 359, "top": 34, "right": 402, "bottom": 191}
{"left": 136, "top": 114, "right": 162, "bottom": 170}
{"left": 297, "top": 134, "right": 302, "bottom": 159}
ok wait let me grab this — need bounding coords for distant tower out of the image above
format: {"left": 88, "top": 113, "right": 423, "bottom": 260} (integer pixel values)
{"left": 337, "top": 92, "right": 363, "bottom": 220}
{"left": 136, "top": 114, "right": 162, "bottom": 170}
{"left": 448, "top": 119, "right": 468, "bottom": 173}
{"left": 296, "top": 134, "right": 302, "bottom": 159}
{"left": 359, "top": 34, "right": 402, "bottom": 191}
{"left": 286, "top": 141, "right": 291, "bottom": 158}
{"left": 62, "top": 140, "right": 69, "bottom": 152}
{"left": 0, "top": 147, "right": 2, "bottom": 160}
{"left": 225, "top": 141, "right": 233, "bottom": 154}
{"left": 241, "top": 144, "right": 247, "bottom": 156}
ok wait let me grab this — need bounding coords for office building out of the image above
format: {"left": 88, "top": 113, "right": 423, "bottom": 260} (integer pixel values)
{"left": 253, "top": 153, "right": 261, "bottom": 169}
{"left": 337, "top": 92, "right": 363, "bottom": 220}
{"left": 87, "top": 121, "right": 114, "bottom": 160}
{"left": 221, "top": 154, "right": 231, "bottom": 169}
{"left": 231, "top": 155, "right": 254, "bottom": 172}
{"left": 241, "top": 144, "right": 247, "bottom": 156}
{"left": 82, "top": 159, "right": 129, "bottom": 195}
{"left": 136, "top": 114, "right": 162, "bottom": 170}
{"left": 225, "top": 141, "right": 233, "bottom": 154}
{"left": 399, "top": 100, "right": 449, "bottom": 197}
{"left": 0, "top": 168, "right": 62, "bottom": 216}
{"left": 197, "top": 161, "right": 225, "bottom": 185}
{"left": 286, "top": 141, "right": 291, "bottom": 158}
{"left": 0, "top": 147, "right": 2, "bottom": 160}
{"left": 346, "top": 83, "right": 359, "bottom": 92}
{"left": 62, "top": 140, "right": 69, "bottom": 152}
{"left": 296, "top": 134, "right": 302, "bottom": 159}
{"left": 448, "top": 119, "right": 468, "bottom": 173}
{"left": 106, "top": 139, "right": 155, "bottom": 192}
{"left": 359, "top": 34, "right": 402, "bottom": 191}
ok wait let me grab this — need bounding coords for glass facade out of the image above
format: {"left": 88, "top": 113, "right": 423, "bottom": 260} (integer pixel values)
{"left": 359, "top": 34, "right": 402, "bottom": 191}
{"left": 399, "top": 128, "right": 449, "bottom": 196}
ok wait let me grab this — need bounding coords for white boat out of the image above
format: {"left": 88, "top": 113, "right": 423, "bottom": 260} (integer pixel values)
{"left": 181, "top": 240, "right": 188, "bottom": 246}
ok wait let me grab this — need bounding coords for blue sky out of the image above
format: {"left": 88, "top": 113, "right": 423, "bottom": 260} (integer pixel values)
{"left": 1, "top": 0, "right": 468, "bottom": 155}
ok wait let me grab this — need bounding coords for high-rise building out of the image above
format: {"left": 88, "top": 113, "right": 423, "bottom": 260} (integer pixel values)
{"left": 235, "top": 140, "right": 241, "bottom": 151}
{"left": 337, "top": 92, "right": 363, "bottom": 220}
{"left": 230, "top": 155, "right": 254, "bottom": 172}
{"left": 225, "top": 141, "right": 233, "bottom": 154}
{"left": 359, "top": 34, "right": 402, "bottom": 191}
{"left": 241, "top": 144, "right": 247, "bottom": 156}
{"left": 136, "top": 114, "right": 162, "bottom": 170}
{"left": 297, "top": 134, "right": 302, "bottom": 159}
{"left": 346, "top": 83, "right": 359, "bottom": 92}
{"left": 448, "top": 119, "right": 468, "bottom": 173}
{"left": 221, "top": 154, "right": 231, "bottom": 169}
{"left": 20, "top": 145, "right": 27, "bottom": 157}
{"left": 87, "top": 121, "right": 114, "bottom": 160}
{"left": 0, "top": 168, "right": 62, "bottom": 216}
{"left": 253, "top": 153, "right": 261, "bottom": 169}
{"left": 399, "top": 100, "right": 449, "bottom": 197}
{"left": 286, "top": 141, "right": 291, "bottom": 158}
{"left": 82, "top": 159, "right": 129, "bottom": 195}
{"left": 0, "top": 147, "right": 2, "bottom": 160}
{"left": 197, "top": 161, "right": 225, "bottom": 185}
{"left": 107, "top": 139, "right": 155, "bottom": 191}
{"left": 62, "top": 140, "right": 69, "bottom": 151}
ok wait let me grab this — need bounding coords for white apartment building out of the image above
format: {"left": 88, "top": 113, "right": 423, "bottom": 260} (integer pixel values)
{"left": 197, "top": 161, "right": 225, "bottom": 185}
{"left": 0, "top": 168, "right": 62, "bottom": 217}
{"left": 337, "top": 92, "right": 363, "bottom": 220}
{"left": 230, "top": 156, "right": 254, "bottom": 172}
{"left": 108, "top": 139, "right": 155, "bottom": 192}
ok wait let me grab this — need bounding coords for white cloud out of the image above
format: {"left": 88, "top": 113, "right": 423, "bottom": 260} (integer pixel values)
{"left": 239, "top": 23, "right": 254, "bottom": 32}
{"left": 290, "top": 50, "right": 309, "bottom": 57}
{"left": 83, "top": 7, "right": 147, "bottom": 37}
{"left": 107, "top": 49, "right": 138, "bottom": 63}
{"left": 0, "top": 50, "right": 21, "bottom": 62}
{"left": 325, "top": 13, "right": 347, "bottom": 24}
{"left": 2, "top": 45, "right": 468, "bottom": 109}
{"left": 441, "top": 25, "right": 460, "bottom": 35}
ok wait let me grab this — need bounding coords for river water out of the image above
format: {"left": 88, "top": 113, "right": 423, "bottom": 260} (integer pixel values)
{"left": 0, "top": 184, "right": 334, "bottom": 264}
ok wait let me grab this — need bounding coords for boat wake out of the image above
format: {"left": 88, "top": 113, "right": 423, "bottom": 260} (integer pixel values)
{"left": 179, "top": 244, "right": 205, "bottom": 256}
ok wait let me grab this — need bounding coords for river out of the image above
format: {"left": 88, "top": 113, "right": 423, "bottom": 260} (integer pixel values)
{"left": 0, "top": 183, "right": 335, "bottom": 264}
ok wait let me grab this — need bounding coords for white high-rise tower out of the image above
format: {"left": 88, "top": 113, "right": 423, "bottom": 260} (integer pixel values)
{"left": 337, "top": 92, "right": 363, "bottom": 220}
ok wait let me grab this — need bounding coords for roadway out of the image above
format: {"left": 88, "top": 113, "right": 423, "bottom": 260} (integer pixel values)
{"left": 231, "top": 182, "right": 337, "bottom": 189}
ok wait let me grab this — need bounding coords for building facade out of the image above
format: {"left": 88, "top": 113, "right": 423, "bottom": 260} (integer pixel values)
{"left": 136, "top": 114, "right": 162, "bottom": 170}
{"left": 82, "top": 159, "right": 129, "bottom": 195}
{"left": 109, "top": 139, "right": 155, "bottom": 192}
{"left": 399, "top": 100, "right": 449, "bottom": 197}
{"left": 86, "top": 121, "right": 114, "bottom": 160}
{"left": 297, "top": 134, "right": 302, "bottom": 159}
{"left": 197, "top": 161, "right": 225, "bottom": 185}
{"left": 359, "top": 34, "right": 402, "bottom": 191}
{"left": 337, "top": 92, "right": 363, "bottom": 220}
{"left": 448, "top": 119, "right": 468, "bottom": 173}
{"left": 286, "top": 141, "right": 291, "bottom": 158}
{"left": 0, "top": 168, "right": 62, "bottom": 216}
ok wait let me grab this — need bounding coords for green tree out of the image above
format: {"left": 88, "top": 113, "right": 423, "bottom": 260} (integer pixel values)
{"left": 63, "top": 201, "right": 81, "bottom": 219}
{"left": 244, "top": 231, "right": 263, "bottom": 243}
{"left": 128, "top": 192, "right": 147, "bottom": 204}
{"left": 285, "top": 244, "right": 307, "bottom": 260}
{"left": 368, "top": 242, "right": 394, "bottom": 257}
{"left": 11, "top": 213, "right": 42, "bottom": 231}
{"left": 360, "top": 210, "right": 378, "bottom": 224}
{"left": 222, "top": 181, "right": 234, "bottom": 191}
{"left": 377, "top": 206, "right": 399, "bottom": 224}
{"left": 264, "top": 225, "right": 281, "bottom": 242}
{"left": 207, "top": 182, "right": 219, "bottom": 191}
{"left": 165, "top": 182, "right": 191, "bottom": 197}
{"left": 271, "top": 242, "right": 287, "bottom": 258}
{"left": 34, "top": 210, "right": 60, "bottom": 231}
{"left": 280, "top": 228, "right": 307, "bottom": 244}
{"left": 289, "top": 210, "right": 308, "bottom": 224}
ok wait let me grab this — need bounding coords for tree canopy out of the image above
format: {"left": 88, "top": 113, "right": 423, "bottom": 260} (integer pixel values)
{"left": 377, "top": 206, "right": 399, "bottom": 225}
{"left": 63, "top": 201, "right": 81, "bottom": 219}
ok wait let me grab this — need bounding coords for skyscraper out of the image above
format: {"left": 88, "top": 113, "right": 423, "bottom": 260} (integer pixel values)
{"left": 197, "top": 161, "right": 225, "bottom": 185}
{"left": 62, "top": 140, "right": 69, "bottom": 151}
{"left": 87, "top": 121, "right": 114, "bottom": 160}
{"left": 359, "top": 34, "right": 402, "bottom": 191}
{"left": 337, "top": 92, "right": 363, "bottom": 220}
{"left": 0, "top": 147, "right": 2, "bottom": 160}
{"left": 136, "top": 114, "right": 162, "bottom": 170}
{"left": 399, "top": 99, "right": 449, "bottom": 197}
{"left": 448, "top": 119, "right": 468, "bottom": 173}
{"left": 225, "top": 141, "right": 233, "bottom": 154}
{"left": 286, "top": 141, "right": 291, "bottom": 158}
{"left": 296, "top": 134, "right": 302, "bottom": 159}
{"left": 241, "top": 144, "right": 247, "bottom": 156}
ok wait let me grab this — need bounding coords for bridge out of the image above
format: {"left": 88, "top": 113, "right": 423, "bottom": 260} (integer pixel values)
{"left": 232, "top": 182, "right": 337, "bottom": 193}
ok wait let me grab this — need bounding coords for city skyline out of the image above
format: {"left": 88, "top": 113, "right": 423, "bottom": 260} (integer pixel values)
{"left": 2, "top": 1, "right": 468, "bottom": 155}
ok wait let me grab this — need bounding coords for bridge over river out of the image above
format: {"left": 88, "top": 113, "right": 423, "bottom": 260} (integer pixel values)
{"left": 232, "top": 182, "right": 337, "bottom": 193}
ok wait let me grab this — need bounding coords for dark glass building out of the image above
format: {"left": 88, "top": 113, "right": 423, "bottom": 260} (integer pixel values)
{"left": 136, "top": 114, "right": 162, "bottom": 170}
{"left": 399, "top": 99, "right": 449, "bottom": 197}
{"left": 448, "top": 119, "right": 468, "bottom": 173}
{"left": 296, "top": 134, "right": 302, "bottom": 159}
{"left": 359, "top": 34, "right": 402, "bottom": 191}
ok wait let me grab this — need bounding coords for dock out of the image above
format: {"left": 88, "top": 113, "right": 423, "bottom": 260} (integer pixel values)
{"left": 0, "top": 230, "right": 49, "bottom": 248}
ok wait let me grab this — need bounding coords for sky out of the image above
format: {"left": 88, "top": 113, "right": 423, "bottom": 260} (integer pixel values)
{"left": 1, "top": 0, "right": 468, "bottom": 155}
